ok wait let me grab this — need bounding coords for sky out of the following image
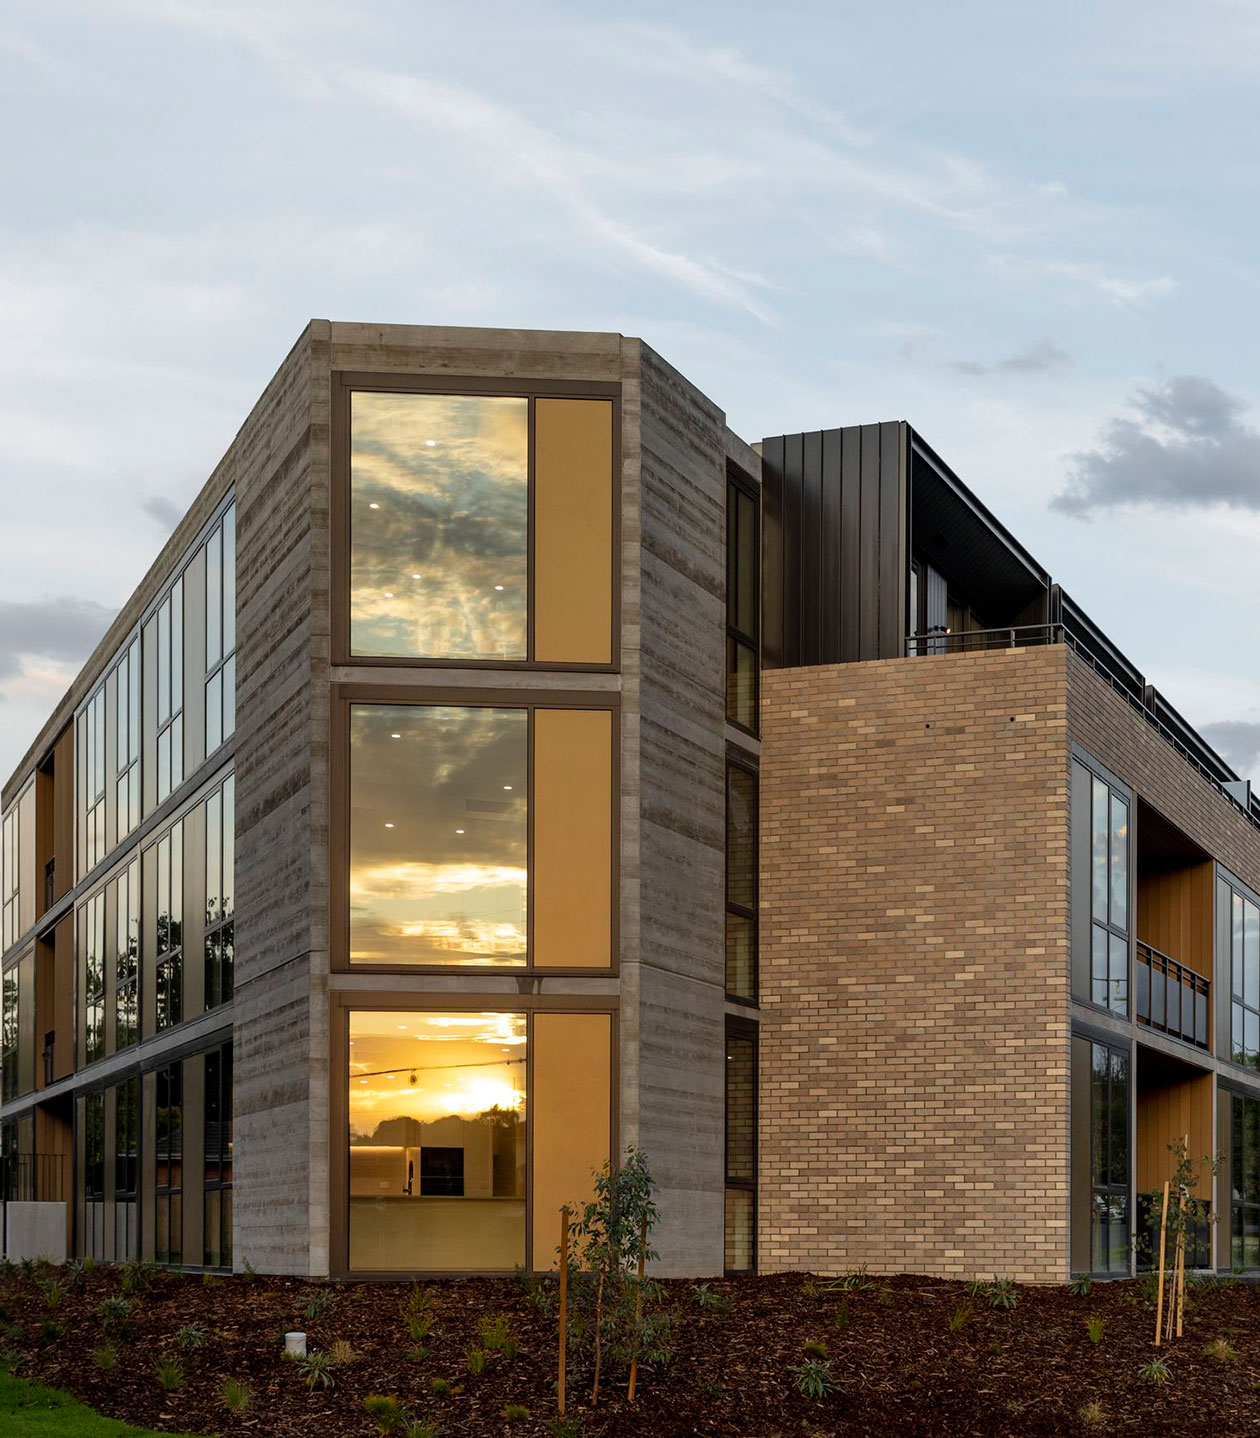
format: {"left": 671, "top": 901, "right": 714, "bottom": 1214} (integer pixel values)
{"left": 2, "top": 0, "right": 1260, "bottom": 784}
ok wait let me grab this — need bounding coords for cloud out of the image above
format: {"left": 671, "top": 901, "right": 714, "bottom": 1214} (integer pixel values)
{"left": 988, "top": 254, "right": 1175, "bottom": 310}
{"left": 141, "top": 494, "right": 184, "bottom": 528}
{"left": 0, "top": 597, "right": 115, "bottom": 686}
{"left": 945, "top": 339, "right": 1073, "bottom": 377}
{"left": 1200, "top": 720, "right": 1260, "bottom": 781}
{"left": 1053, "top": 375, "right": 1260, "bottom": 514}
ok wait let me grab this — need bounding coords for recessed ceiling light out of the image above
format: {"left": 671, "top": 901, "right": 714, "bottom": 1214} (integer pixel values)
{"left": 384, "top": 591, "right": 394, "bottom": 598}
{"left": 411, "top": 573, "right": 421, "bottom": 579}
{"left": 455, "top": 828, "right": 464, "bottom": 835}
{"left": 385, "top": 823, "right": 394, "bottom": 829}
{"left": 425, "top": 440, "right": 437, "bottom": 447}
{"left": 369, "top": 502, "right": 380, "bottom": 510}
{"left": 390, "top": 733, "right": 401, "bottom": 739}
{"left": 494, "top": 585, "right": 504, "bottom": 591}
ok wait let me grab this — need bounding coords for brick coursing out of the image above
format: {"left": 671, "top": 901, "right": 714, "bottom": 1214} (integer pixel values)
{"left": 759, "top": 646, "right": 1072, "bottom": 1282}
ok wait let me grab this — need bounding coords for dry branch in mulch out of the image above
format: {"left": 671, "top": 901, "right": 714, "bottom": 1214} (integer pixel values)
{"left": 2, "top": 1265, "right": 1260, "bottom": 1436}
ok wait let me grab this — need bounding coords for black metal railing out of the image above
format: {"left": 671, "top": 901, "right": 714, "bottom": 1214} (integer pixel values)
{"left": 904, "top": 623, "right": 1061, "bottom": 656}
{"left": 1136, "top": 941, "right": 1210, "bottom": 1049}
{"left": 0, "top": 1152, "right": 68, "bottom": 1204}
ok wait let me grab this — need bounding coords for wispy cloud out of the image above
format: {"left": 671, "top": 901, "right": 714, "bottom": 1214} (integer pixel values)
{"left": 1200, "top": 719, "right": 1260, "bottom": 780}
{"left": 0, "top": 597, "right": 114, "bottom": 687}
{"left": 989, "top": 254, "right": 1176, "bottom": 309}
{"left": 1054, "top": 375, "right": 1260, "bottom": 514}
{"left": 945, "top": 339, "right": 1074, "bottom": 377}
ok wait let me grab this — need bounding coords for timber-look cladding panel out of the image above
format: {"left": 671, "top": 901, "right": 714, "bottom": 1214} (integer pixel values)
{"left": 759, "top": 645, "right": 1071, "bottom": 1283}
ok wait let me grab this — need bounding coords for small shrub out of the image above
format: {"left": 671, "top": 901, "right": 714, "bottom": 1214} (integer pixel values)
{"left": 201, "top": 1272, "right": 221, "bottom": 1288}
{"left": 1085, "top": 1316, "right": 1105, "bottom": 1344}
{"left": 802, "top": 1339, "right": 829, "bottom": 1359}
{"left": 548, "top": 1421, "right": 588, "bottom": 1438}
{"left": 40, "top": 1279, "right": 62, "bottom": 1310}
{"left": 39, "top": 1319, "right": 62, "bottom": 1345}
{"left": 328, "top": 1338, "right": 358, "bottom": 1365}
{"left": 790, "top": 1357, "right": 837, "bottom": 1400}
{"left": 478, "top": 1315, "right": 510, "bottom": 1351}
{"left": 988, "top": 1341, "right": 1002, "bottom": 1356}
{"left": 986, "top": 1278, "right": 1019, "bottom": 1310}
{"left": 93, "top": 1344, "right": 118, "bottom": 1371}
{"left": 833, "top": 1305, "right": 851, "bottom": 1332}
{"left": 1205, "top": 1337, "right": 1238, "bottom": 1362}
{"left": 120, "top": 1258, "right": 159, "bottom": 1295}
{"left": 1079, "top": 1401, "right": 1105, "bottom": 1427}
{"left": 177, "top": 1324, "right": 206, "bottom": 1351}
{"left": 155, "top": 1355, "right": 184, "bottom": 1392}
{"left": 834, "top": 1265, "right": 876, "bottom": 1292}
{"left": 502, "top": 1406, "right": 530, "bottom": 1424}
{"left": 513, "top": 1265, "right": 554, "bottom": 1314}
{"left": 406, "top": 1421, "right": 441, "bottom": 1438}
{"left": 241, "top": 1257, "right": 257, "bottom": 1282}
{"left": 1139, "top": 1356, "right": 1171, "bottom": 1385}
{"left": 364, "top": 1394, "right": 405, "bottom": 1434}
{"left": 964, "top": 1279, "right": 986, "bottom": 1298}
{"left": 222, "top": 1377, "right": 252, "bottom": 1413}
{"left": 303, "top": 1287, "right": 335, "bottom": 1321}
{"left": 1069, "top": 1274, "right": 1092, "bottom": 1297}
{"left": 947, "top": 1304, "right": 971, "bottom": 1333}
{"left": 408, "top": 1312, "right": 435, "bottom": 1343}
{"left": 466, "top": 1345, "right": 487, "bottom": 1376}
{"left": 405, "top": 1345, "right": 431, "bottom": 1364}
{"left": 299, "top": 1351, "right": 336, "bottom": 1389}
{"left": 693, "top": 1282, "right": 734, "bottom": 1315}
{"left": 65, "top": 1259, "right": 89, "bottom": 1289}
{"left": 430, "top": 1377, "right": 451, "bottom": 1396}
{"left": 97, "top": 1295, "right": 133, "bottom": 1340}
{"left": 0, "top": 1349, "right": 20, "bottom": 1374}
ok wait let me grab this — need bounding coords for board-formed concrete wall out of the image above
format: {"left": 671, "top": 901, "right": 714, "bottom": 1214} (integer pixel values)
{"left": 3, "top": 1202, "right": 67, "bottom": 1264}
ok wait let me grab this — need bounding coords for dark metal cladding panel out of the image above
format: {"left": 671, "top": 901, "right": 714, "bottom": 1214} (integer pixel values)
{"left": 782, "top": 431, "right": 804, "bottom": 669}
{"left": 839, "top": 427, "right": 862, "bottom": 663}
{"left": 878, "top": 421, "right": 906, "bottom": 658}
{"left": 820, "top": 428, "right": 844, "bottom": 663}
{"left": 858, "top": 424, "right": 882, "bottom": 661}
{"left": 760, "top": 435, "right": 785, "bottom": 670}
{"left": 801, "top": 430, "right": 823, "bottom": 666}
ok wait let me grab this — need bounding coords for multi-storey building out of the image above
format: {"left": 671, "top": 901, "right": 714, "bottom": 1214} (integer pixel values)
{"left": 2, "top": 322, "right": 1258, "bottom": 1283}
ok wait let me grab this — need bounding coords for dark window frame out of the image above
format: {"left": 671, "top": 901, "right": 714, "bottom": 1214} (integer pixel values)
{"left": 113, "top": 1075, "right": 140, "bottom": 1261}
{"left": 1089, "top": 1039, "right": 1130, "bottom": 1276}
{"left": 203, "top": 504, "right": 237, "bottom": 758}
{"left": 203, "top": 1044, "right": 233, "bottom": 1270}
{"left": 1081, "top": 762, "right": 1131, "bottom": 1019}
{"left": 724, "top": 1015, "right": 758, "bottom": 1276}
{"left": 154, "top": 823, "right": 184, "bottom": 1032}
{"left": 154, "top": 1060, "right": 183, "bottom": 1266}
{"left": 726, "top": 466, "right": 760, "bottom": 737}
{"left": 203, "top": 777, "right": 235, "bottom": 1012}
{"left": 725, "top": 751, "right": 758, "bottom": 1006}
{"left": 1226, "top": 880, "right": 1260, "bottom": 1071}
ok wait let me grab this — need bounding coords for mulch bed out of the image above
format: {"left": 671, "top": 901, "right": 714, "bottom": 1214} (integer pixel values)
{"left": 1, "top": 1265, "right": 1258, "bottom": 1436}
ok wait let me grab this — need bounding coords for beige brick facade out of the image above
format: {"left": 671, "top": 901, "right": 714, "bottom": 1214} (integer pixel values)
{"left": 759, "top": 645, "right": 1072, "bottom": 1282}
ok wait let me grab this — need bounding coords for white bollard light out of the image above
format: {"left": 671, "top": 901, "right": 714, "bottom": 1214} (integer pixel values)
{"left": 285, "top": 1331, "right": 307, "bottom": 1358}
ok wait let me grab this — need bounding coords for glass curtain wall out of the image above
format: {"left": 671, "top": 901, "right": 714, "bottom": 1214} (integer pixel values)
{"left": 1089, "top": 774, "right": 1130, "bottom": 1015}
{"left": 726, "top": 473, "right": 758, "bottom": 732}
{"left": 1090, "top": 1041, "right": 1130, "bottom": 1273}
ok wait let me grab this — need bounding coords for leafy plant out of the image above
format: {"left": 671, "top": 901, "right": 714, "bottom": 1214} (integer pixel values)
{"left": 567, "top": 1146, "right": 670, "bottom": 1405}
{"left": 478, "top": 1315, "right": 512, "bottom": 1352}
{"left": 1139, "top": 1356, "right": 1171, "bottom": 1384}
{"left": 548, "top": 1421, "right": 590, "bottom": 1438}
{"left": 241, "top": 1257, "right": 257, "bottom": 1282}
{"left": 222, "top": 1377, "right": 253, "bottom": 1412}
{"left": 0, "top": 1349, "right": 20, "bottom": 1374}
{"left": 406, "top": 1421, "right": 441, "bottom": 1438}
{"left": 177, "top": 1324, "right": 206, "bottom": 1351}
{"left": 405, "top": 1345, "right": 431, "bottom": 1364}
{"left": 299, "top": 1351, "right": 336, "bottom": 1389}
{"left": 97, "top": 1295, "right": 133, "bottom": 1340}
{"left": 155, "top": 1355, "right": 185, "bottom": 1391}
{"left": 120, "top": 1258, "right": 159, "bottom": 1295}
{"left": 790, "top": 1357, "right": 837, "bottom": 1400}
{"left": 408, "top": 1312, "right": 436, "bottom": 1343}
{"left": 1068, "top": 1274, "right": 1092, "bottom": 1297}
{"left": 430, "top": 1377, "right": 451, "bottom": 1396}
{"left": 363, "top": 1394, "right": 405, "bottom": 1434}
{"left": 693, "top": 1282, "right": 733, "bottom": 1315}
{"left": 328, "top": 1338, "right": 358, "bottom": 1365}
{"left": 466, "top": 1345, "right": 487, "bottom": 1376}
{"left": 1085, "top": 1316, "right": 1105, "bottom": 1344}
{"left": 833, "top": 1305, "right": 851, "bottom": 1332}
{"left": 65, "top": 1258, "right": 90, "bottom": 1289}
{"left": 832, "top": 1266, "right": 877, "bottom": 1293}
{"left": 1079, "top": 1400, "right": 1105, "bottom": 1427}
{"left": 964, "top": 1279, "right": 986, "bottom": 1298}
{"left": 1205, "top": 1337, "right": 1238, "bottom": 1362}
{"left": 502, "top": 1405, "right": 530, "bottom": 1424}
{"left": 93, "top": 1344, "right": 118, "bottom": 1371}
{"left": 947, "top": 1304, "right": 971, "bottom": 1333}
{"left": 802, "top": 1339, "right": 829, "bottom": 1358}
{"left": 39, "top": 1278, "right": 62, "bottom": 1309}
{"left": 513, "top": 1265, "right": 555, "bottom": 1314}
{"left": 39, "top": 1319, "right": 62, "bottom": 1345}
{"left": 303, "top": 1287, "right": 336, "bottom": 1321}
{"left": 985, "top": 1278, "right": 1019, "bottom": 1310}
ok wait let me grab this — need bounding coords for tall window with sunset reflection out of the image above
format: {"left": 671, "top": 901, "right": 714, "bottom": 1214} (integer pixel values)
{"left": 350, "top": 393, "right": 529, "bottom": 660}
{"left": 348, "top": 1011, "right": 527, "bottom": 1271}
{"left": 349, "top": 705, "right": 527, "bottom": 966}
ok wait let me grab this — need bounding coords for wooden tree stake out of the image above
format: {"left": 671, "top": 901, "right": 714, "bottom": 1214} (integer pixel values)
{"left": 1154, "top": 1179, "right": 1169, "bottom": 1347}
{"left": 558, "top": 1205, "right": 569, "bottom": 1417}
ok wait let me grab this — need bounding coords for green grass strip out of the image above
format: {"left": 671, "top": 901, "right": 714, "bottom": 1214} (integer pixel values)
{"left": 0, "top": 1372, "right": 210, "bottom": 1437}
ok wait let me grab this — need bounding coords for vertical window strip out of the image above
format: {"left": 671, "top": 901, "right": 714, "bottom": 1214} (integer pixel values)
{"left": 204, "top": 776, "right": 234, "bottom": 1012}
{"left": 725, "top": 759, "right": 758, "bottom": 1003}
{"left": 724, "top": 1022, "right": 757, "bottom": 1273}
{"left": 155, "top": 1061, "right": 183, "bottom": 1265}
{"left": 1088, "top": 771, "right": 1129, "bottom": 1016}
{"left": 204, "top": 504, "right": 237, "bottom": 755}
{"left": 155, "top": 582, "right": 185, "bottom": 805}
{"left": 1089, "top": 1040, "right": 1130, "bottom": 1274}
{"left": 203, "top": 1044, "right": 233, "bottom": 1269}
{"left": 155, "top": 823, "right": 184, "bottom": 1032}
{"left": 1228, "top": 883, "right": 1260, "bottom": 1069}
{"left": 1232, "top": 1092, "right": 1260, "bottom": 1270}
{"left": 725, "top": 473, "right": 759, "bottom": 732}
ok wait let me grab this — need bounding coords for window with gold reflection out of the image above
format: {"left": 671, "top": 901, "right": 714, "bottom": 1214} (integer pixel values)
{"left": 350, "top": 393, "right": 528, "bottom": 659}
{"left": 349, "top": 706, "right": 527, "bottom": 967}
{"left": 348, "top": 1010, "right": 527, "bottom": 1271}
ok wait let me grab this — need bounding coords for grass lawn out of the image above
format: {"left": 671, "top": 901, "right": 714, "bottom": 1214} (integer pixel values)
{"left": 0, "top": 1373, "right": 205, "bottom": 1437}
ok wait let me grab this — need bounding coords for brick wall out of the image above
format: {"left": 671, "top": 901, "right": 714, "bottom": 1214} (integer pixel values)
{"left": 759, "top": 646, "right": 1072, "bottom": 1282}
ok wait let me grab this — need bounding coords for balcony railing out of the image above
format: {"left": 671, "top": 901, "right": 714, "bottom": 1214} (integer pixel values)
{"left": 1136, "top": 941, "right": 1210, "bottom": 1050}
{"left": 905, "top": 623, "right": 1060, "bottom": 655}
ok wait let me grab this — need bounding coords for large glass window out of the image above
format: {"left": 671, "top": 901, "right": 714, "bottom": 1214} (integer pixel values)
{"left": 204, "top": 505, "right": 236, "bottom": 754}
{"left": 1230, "top": 888, "right": 1260, "bottom": 1069}
{"left": 350, "top": 393, "right": 528, "bottom": 661}
{"left": 155, "top": 1061, "right": 183, "bottom": 1266}
{"left": 1089, "top": 773, "right": 1130, "bottom": 1015}
{"left": 115, "top": 859, "right": 139, "bottom": 1049}
{"left": 2, "top": 778, "right": 35, "bottom": 950}
{"left": 154, "top": 580, "right": 184, "bottom": 805}
{"left": 114, "top": 1077, "right": 139, "bottom": 1260}
{"left": 78, "top": 689, "right": 107, "bottom": 875}
{"left": 80, "top": 890, "right": 106, "bottom": 1064}
{"left": 1231, "top": 1091, "right": 1260, "bottom": 1270}
{"left": 114, "top": 639, "right": 141, "bottom": 841}
{"left": 348, "top": 1010, "right": 527, "bottom": 1271}
{"left": 204, "top": 777, "right": 235, "bottom": 1010}
{"left": 350, "top": 706, "right": 527, "bottom": 967}
{"left": 81, "top": 1091, "right": 105, "bottom": 1260}
{"left": 726, "top": 760, "right": 757, "bottom": 1002}
{"left": 726, "top": 473, "right": 759, "bottom": 732}
{"left": 0, "top": 964, "right": 17, "bottom": 1102}
{"left": 204, "top": 1045, "right": 233, "bottom": 1269}
{"left": 154, "top": 825, "right": 184, "bottom": 1031}
{"left": 725, "top": 1022, "right": 757, "bottom": 1273}
{"left": 1090, "top": 1041, "right": 1129, "bottom": 1273}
